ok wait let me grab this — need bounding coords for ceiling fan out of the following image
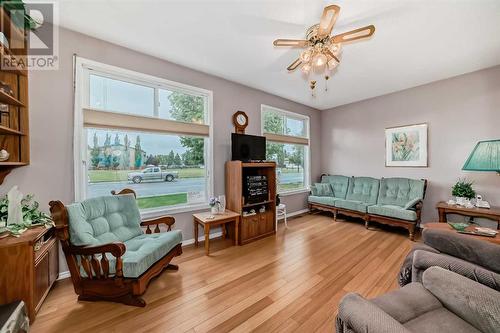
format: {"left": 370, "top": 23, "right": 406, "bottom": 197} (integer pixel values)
{"left": 273, "top": 5, "right": 375, "bottom": 78}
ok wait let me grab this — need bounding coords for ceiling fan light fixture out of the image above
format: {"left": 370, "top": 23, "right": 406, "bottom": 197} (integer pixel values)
{"left": 327, "top": 58, "right": 338, "bottom": 70}
{"left": 301, "top": 63, "right": 311, "bottom": 74}
{"left": 312, "top": 53, "right": 327, "bottom": 68}
{"left": 329, "top": 43, "right": 341, "bottom": 54}
{"left": 299, "top": 50, "right": 312, "bottom": 63}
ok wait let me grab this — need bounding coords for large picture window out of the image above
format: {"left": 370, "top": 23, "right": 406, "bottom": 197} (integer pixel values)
{"left": 74, "top": 57, "right": 213, "bottom": 214}
{"left": 261, "top": 105, "right": 310, "bottom": 193}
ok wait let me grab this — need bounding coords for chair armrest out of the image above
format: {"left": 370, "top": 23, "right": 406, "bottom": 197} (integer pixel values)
{"left": 141, "top": 216, "right": 175, "bottom": 233}
{"left": 336, "top": 293, "right": 410, "bottom": 333}
{"left": 423, "top": 267, "right": 500, "bottom": 333}
{"left": 404, "top": 198, "right": 422, "bottom": 210}
{"left": 423, "top": 228, "right": 500, "bottom": 273}
{"left": 398, "top": 243, "right": 439, "bottom": 287}
{"left": 69, "top": 242, "right": 126, "bottom": 257}
{"left": 68, "top": 242, "right": 126, "bottom": 279}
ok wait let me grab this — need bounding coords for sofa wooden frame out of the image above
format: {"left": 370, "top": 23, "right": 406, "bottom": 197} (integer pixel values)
{"left": 309, "top": 179, "right": 428, "bottom": 241}
{"left": 49, "top": 189, "right": 182, "bottom": 307}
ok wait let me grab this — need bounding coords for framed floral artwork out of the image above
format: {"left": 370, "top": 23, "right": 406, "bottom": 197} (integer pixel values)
{"left": 385, "top": 123, "right": 428, "bottom": 167}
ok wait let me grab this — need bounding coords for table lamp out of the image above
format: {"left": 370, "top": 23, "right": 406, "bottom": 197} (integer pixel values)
{"left": 462, "top": 140, "right": 500, "bottom": 176}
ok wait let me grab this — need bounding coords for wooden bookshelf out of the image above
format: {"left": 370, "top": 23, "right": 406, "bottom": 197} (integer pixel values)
{"left": 225, "top": 161, "right": 277, "bottom": 245}
{"left": 0, "top": 8, "right": 29, "bottom": 184}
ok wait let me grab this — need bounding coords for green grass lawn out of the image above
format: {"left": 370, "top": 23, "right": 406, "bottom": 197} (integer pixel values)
{"left": 88, "top": 168, "right": 205, "bottom": 183}
{"left": 279, "top": 182, "right": 305, "bottom": 192}
{"left": 137, "top": 193, "right": 187, "bottom": 209}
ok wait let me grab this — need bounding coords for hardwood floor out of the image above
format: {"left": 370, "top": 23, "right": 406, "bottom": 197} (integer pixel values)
{"left": 32, "top": 213, "right": 413, "bottom": 333}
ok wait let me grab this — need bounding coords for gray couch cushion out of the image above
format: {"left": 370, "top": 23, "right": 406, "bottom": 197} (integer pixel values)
{"left": 403, "top": 307, "right": 480, "bottom": 333}
{"left": 412, "top": 250, "right": 500, "bottom": 292}
{"left": 371, "top": 283, "right": 441, "bottom": 324}
{"left": 423, "top": 229, "right": 500, "bottom": 273}
{"left": 423, "top": 267, "right": 500, "bottom": 333}
{"left": 398, "top": 243, "right": 440, "bottom": 287}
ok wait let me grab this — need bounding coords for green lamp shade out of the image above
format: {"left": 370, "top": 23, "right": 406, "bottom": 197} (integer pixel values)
{"left": 462, "top": 139, "right": 500, "bottom": 172}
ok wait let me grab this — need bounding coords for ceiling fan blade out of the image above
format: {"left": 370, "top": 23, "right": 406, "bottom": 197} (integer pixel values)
{"left": 332, "top": 25, "right": 375, "bottom": 43}
{"left": 287, "top": 58, "right": 302, "bottom": 71}
{"left": 317, "top": 5, "right": 340, "bottom": 38}
{"left": 273, "top": 39, "right": 309, "bottom": 47}
{"left": 324, "top": 49, "right": 340, "bottom": 63}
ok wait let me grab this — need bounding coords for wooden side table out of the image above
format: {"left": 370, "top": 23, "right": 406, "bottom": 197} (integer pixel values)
{"left": 424, "top": 222, "right": 500, "bottom": 245}
{"left": 193, "top": 210, "right": 240, "bottom": 255}
{"left": 436, "top": 201, "right": 500, "bottom": 229}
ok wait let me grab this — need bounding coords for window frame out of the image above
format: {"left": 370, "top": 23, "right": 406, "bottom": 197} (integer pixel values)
{"left": 73, "top": 56, "right": 214, "bottom": 217}
{"left": 261, "top": 104, "right": 311, "bottom": 195}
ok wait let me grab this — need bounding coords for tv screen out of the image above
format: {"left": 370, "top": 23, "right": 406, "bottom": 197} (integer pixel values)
{"left": 231, "top": 133, "right": 266, "bottom": 161}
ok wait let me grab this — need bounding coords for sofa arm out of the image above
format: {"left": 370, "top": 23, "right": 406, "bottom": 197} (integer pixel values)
{"left": 411, "top": 250, "right": 500, "bottom": 291}
{"left": 69, "top": 242, "right": 126, "bottom": 278}
{"left": 423, "top": 266, "right": 500, "bottom": 333}
{"left": 141, "top": 216, "right": 175, "bottom": 233}
{"left": 423, "top": 228, "right": 500, "bottom": 273}
{"left": 336, "top": 293, "right": 410, "bottom": 333}
{"left": 398, "top": 243, "right": 439, "bottom": 287}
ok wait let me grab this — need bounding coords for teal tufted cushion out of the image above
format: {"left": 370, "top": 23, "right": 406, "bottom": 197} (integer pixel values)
{"left": 66, "top": 194, "right": 143, "bottom": 246}
{"left": 314, "top": 183, "right": 334, "bottom": 196}
{"left": 378, "top": 178, "right": 425, "bottom": 208}
{"left": 334, "top": 199, "right": 370, "bottom": 213}
{"left": 345, "top": 177, "right": 380, "bottom": 205}
{"left": 79, "top": 230, "right": 183, "bottom": 278}
{"left": 368, "top": 205, "right": 418, "bottom": 221}
{"left": 321, "top": 175, "right": 350, "bottom": 199}
{"left": 308, "top": 195, "right": 336, "bottom": 206}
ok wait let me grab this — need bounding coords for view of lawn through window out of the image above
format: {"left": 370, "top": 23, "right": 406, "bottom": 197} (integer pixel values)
{"left": 84, "top": 71, "right": 209, "bottom": 210}
{"left": 262, "top": 107, "right": 309, "bottom": 192}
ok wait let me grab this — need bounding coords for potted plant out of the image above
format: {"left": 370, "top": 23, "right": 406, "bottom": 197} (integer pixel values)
{"left": 0, "top": 192, "right": 53, "bottom": 237}
{"left": 451, "top": 179, "right": 476, "bottom": 206}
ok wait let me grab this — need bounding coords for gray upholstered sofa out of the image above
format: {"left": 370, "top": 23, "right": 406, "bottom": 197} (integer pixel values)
{"left": 308, "top": 175, "right": 427, "bottom": 240}
{"left": 336, "top": 266, "right": 500, "bottom": 333}
{"left": 399, "top": 228, "right": 500, "bottom": 291}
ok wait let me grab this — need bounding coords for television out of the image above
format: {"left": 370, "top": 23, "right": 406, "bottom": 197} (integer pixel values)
{"left": 231, "top": 133, "right": 266, "bottom": 161}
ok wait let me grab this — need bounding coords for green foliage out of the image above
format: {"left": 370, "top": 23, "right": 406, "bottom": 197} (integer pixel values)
{"left": 168, "top": 92, "right": 205, "bottom": 166}
{"left": 263, "top": 113, "right": 286, "bottom": 166}
{"left": 134, "top": 135, "right": 142, "bottom": 168}
{"left": 0, "top": 194, "right": 53, "bottom": 236}
{"left": 174, "top": 153, "right": 182, "bottom": 166}
{"left": 90, "top": 132, "right": 100, "bottom": 168}
{"left": 288, "top": 146, "right": 304, "bottom": 171}
{"left": 451, "top": 178, "right": 476, "bottom": 199}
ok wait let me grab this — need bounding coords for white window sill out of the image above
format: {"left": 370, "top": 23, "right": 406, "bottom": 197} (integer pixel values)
{"left": 140, "top": 203, "right": 209, "bottom": 219}
{"left": 278, "top": 188, "right": 311, "bottom": 197}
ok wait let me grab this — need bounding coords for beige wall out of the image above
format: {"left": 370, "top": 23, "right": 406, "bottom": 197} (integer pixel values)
{"left": 1, "top": 27, "right": 321, "bottom": 273}
{"left": 321, "top": 65, "right": 500, "bottom": 225}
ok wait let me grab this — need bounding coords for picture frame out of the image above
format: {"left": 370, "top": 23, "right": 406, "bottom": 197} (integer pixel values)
{"left": 385, "top": 123, "right": 428, "bottom": 167}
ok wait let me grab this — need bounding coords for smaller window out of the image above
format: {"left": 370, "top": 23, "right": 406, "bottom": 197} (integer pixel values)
{"left": 261, "top": 105, "right": 310, "bottom": 194}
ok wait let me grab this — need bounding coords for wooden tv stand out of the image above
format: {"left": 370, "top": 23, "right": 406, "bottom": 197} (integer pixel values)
{"left": 225, "top": 161, "right": 276, "bottom": 245}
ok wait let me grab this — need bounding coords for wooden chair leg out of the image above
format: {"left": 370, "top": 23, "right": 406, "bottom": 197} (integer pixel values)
{"left": 78, "top": 294, "right": 146, "bottom": 307}
{"left": 409, "top": 225, "right": 416, "bottom": 241}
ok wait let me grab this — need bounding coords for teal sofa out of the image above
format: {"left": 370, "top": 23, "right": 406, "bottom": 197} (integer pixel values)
{"left": 50, "top": 189, "right": 183, "bottom": 307}
{"left": 309, "top": 175, "right": 427, "bottom": 240}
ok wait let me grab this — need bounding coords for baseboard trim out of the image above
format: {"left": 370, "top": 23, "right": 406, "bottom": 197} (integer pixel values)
{"left": 57, "top": 209, "right": 312, "bottom": 280}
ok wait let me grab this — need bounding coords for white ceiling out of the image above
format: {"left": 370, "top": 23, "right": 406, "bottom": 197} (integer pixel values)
{"left": 54, "top": 0, "right": 500, "bottom": 110}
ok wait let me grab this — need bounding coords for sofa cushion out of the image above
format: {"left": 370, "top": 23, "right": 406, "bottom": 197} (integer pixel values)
{"left": 378, "top": 178, "right": 425, "bottom": 207}
{"left": 67, "top": 194, "right": 143, "bottom": 246}
{"left": 403, "top": 307, "right": 480, "bottom": 333}
{"left": 321, "top": 175, "right": 350, "bottom": 199}
{"left": 345, "top": 177, "right": 380, "bottom": 205}
{"left": 314, "top": 183, "right": 333, "bottom": 196}
{"left": 334, "top": 199, "right": 369, "bottom": 213}
{"left": 118, "top": 230, "right": 182, "bottom": 278}
{"left": 308, "top": 195, "right": 336, "bottom": 207}
{"left": 368, "top": 204, "right": 418, "bottom": 221}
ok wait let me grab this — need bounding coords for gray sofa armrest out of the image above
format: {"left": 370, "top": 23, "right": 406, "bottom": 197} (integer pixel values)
{"left": 422, "top": 228, "right": 500, "bottom": 273}
{"left": 411, "top": 250, "right": 500, "bottom": 291}
{"left": 423, "top": 266, "right": 500, "bottom": 333}
{"left": 398, "top": 243, "right": 440, "bottom": 287}
{"left": 336, "top": 293, "right": 410, "bottom": 333}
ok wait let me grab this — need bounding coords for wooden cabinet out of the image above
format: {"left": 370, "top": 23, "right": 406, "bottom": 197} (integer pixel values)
{"left": 226, "top": 161, "right": 276, "bottom": 245}
{"left": 0, "top": 226, "right": 58, "bottom": 322}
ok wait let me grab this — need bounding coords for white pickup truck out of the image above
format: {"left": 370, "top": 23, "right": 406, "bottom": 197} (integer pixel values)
{"left": 127, "top": 167, "right": 179, "bottom": 184}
